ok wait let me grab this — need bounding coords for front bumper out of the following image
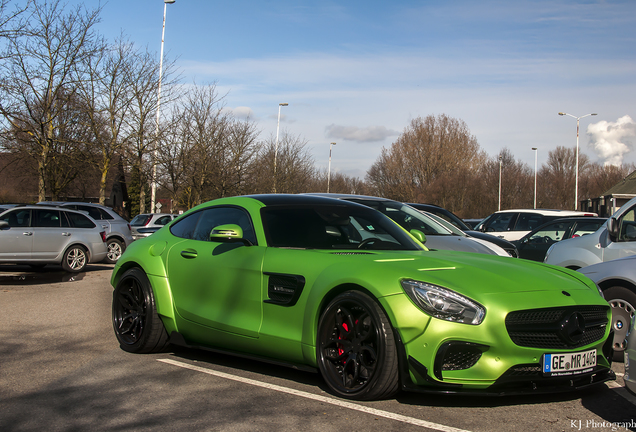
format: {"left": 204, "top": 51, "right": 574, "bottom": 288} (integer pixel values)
{"left": 379, "top": 291, "right": 614, "bottom": 394}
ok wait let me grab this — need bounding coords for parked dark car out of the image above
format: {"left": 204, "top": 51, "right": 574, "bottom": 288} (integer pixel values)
{"left": 512, "top": 217, "right": 607, "bottom": 262}
{"left": 408, "top": 203, "right": 518, "bottom": 258}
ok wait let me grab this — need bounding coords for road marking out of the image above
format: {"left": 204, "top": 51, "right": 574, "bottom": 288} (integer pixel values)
{"left": 158, "top": 358, "right": 472, "bottom": 432}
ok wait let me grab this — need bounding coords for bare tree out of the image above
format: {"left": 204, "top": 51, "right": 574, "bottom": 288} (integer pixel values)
{"left": 123, "top": 47, "right": 177, "bottom": 214}
{"left": 253, "top": 132, "right": 315, "bottom": 194}
{"left": 76, "top": 36, "right": 136, "bottom": 205}
{"left": 216, "top": 116, "right": 261, "bottom": 197}
{"left": 537, "top": 146, "right": 590, "bottom": 210}
{"left": 366, "top": 114, "right": 486, "bottom": 209}
{"left": 0, "top": 0, "right": 101, "bottom": 201}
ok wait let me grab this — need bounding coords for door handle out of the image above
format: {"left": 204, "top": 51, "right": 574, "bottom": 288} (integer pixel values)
{"left": 180, "top": 249, "right": 198, "bottom": 259}
{"left": 62, "top": 232, "right": 71, "bottom": 236}
{"left": 22, "top": 232, "right": 33, "bottom": 236}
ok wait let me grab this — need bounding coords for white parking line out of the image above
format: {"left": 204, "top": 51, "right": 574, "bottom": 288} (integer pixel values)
{"left": 158, "top": 358, "right": 472, "bottom": 432}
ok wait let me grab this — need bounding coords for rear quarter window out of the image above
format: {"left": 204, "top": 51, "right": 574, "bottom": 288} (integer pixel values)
{"left": 65, "top": 211, "right": 96, "bottom": 228}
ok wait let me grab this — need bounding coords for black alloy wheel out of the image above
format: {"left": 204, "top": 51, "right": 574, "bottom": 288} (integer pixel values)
{"left": 112, "top": 268, "right": 169, "bottom": 353}
{"left": 317, "top": 291, "right": 399, "bottom": 400}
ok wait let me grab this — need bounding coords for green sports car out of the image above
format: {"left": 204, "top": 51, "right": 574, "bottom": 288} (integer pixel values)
{"left": 111, "top": 194, "right": 615, "bottom": 400}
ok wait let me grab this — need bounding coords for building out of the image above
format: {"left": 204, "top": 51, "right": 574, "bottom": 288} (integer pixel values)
{"left": 581, "top": 170, "right": 636, "bottom": 217}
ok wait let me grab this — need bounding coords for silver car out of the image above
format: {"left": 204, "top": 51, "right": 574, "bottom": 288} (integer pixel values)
{"left": 38, "top": 202, "right": 133, "bottom": 263}
{"left": 130, "top": 213, "right": 178, "bottom": 240}
{"left": 545, "top": 195, "right": 636, "bottom": 270}
{"left": 0, "top": 205, "right": 108, "bottom": 272}
{"left": 578, "top": 255, "right": 636, "bottom": 362}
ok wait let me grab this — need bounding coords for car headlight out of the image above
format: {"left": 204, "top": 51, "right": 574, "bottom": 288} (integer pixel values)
{"left": 595, "top": 283, "right": 604, "bottom": 299}
{"left": 401, "top": 279, "right": 485, "bottom": 325}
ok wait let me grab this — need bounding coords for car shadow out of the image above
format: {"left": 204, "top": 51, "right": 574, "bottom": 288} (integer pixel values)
{"left": 0, "top": 264, "right": 113, "bottom": 285}
{"left": 167, "top": 345, "right": 631, "bottom": 413}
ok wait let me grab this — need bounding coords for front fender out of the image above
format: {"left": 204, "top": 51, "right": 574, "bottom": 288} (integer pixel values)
{"left": 110, "top": 238, "right": 177, "bottom": 332}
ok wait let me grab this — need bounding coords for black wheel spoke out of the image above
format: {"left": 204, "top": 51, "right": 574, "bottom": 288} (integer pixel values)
{"left": 317, "top": 291, "right": 398, "bottom": 399}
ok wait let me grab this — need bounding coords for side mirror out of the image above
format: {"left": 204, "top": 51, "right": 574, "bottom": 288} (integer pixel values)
{"left": 410, "top": 229, "right": 427, "bottom": 244}
{"left": 607, "top": 217, "right": 619, "bottom": 240}
{"left": 0, "top": 220, "right": 8, "bottom": 230}
{"left": 210, "top": 224, "right": 253, "bottom": 246}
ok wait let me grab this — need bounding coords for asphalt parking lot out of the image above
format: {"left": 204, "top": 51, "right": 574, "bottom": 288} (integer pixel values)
{"left": 1, "top": 264, "right": 635, "bottom": 432}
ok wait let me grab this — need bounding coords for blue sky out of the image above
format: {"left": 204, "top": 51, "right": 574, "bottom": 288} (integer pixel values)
{"left": 93, "top": 0, "right": 636, "bottom": 178}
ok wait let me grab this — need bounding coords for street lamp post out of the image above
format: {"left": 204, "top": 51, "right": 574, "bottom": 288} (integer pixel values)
{"left": 327, "top": 142, "right": 336, "bottom": 193}
{"left": 558, "top": 112, "right": 597, "bottom": 210}
{"left": 151, "top": 0, "right": 175, "bottom": 214}
{"left": 273, "top": 102, "right": 288, "bottom": 193}
{"left": 498, "top": 155, "right": 502, "bottom": 211}
{"left": 532, "top": 147, "right": 538, "bottom": 209}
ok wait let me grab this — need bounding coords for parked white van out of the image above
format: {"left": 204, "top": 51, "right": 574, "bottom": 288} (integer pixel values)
{"left": 544, "top": 196, "right": 636, "bottom": 269}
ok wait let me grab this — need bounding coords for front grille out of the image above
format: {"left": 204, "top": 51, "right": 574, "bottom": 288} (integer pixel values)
{"left": 505, "top": 305, "right": 609, "bottom": 349}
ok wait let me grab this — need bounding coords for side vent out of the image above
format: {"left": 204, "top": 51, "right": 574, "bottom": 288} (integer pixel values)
{"left": 264, "top": 273, "right": 306, "bottom": 306}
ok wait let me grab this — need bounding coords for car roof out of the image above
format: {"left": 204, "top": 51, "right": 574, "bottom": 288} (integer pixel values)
{"left": 493, "top": 209, "right": 597, "bottom": 216}
{"left": 0, "top": 204, "right": 101, "bottom": 220}
{"left": 245, "top": 194, "right": 371, "bottom": 208}
{"left": 304, "top": 193, "right": 396, "bottom": 203}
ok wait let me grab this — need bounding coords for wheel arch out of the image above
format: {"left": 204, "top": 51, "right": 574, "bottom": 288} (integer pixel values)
{"left": 598, "top": 278, "right": 636, "bottom": 295}
{"left": 111, "top": 262, "right": 178, "bottom": 334}
{"left": 61, "top": 242, "right": 91, "bottom": 262}
{"left": 303, "top": 282, "right": 407, "bottom": 371}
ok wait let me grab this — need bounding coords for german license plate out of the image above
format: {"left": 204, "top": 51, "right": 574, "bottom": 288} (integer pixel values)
{"left": 542, "top": 349, "right": 596, "bottom": 377}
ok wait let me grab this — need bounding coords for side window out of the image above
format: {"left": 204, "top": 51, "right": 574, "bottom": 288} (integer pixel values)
{"left": 485, "top": 213, "right": 514, "bottom": 232}
{"left": 156, "top": 216, "right": 171, "bottom": 225}
{"left": 78, "top": 205, "right": 103, "bottom": 221}
{"left": 35, "top": 209, "right": 61, "bottom": 227}
{"left": 0, "top": 209, "right": 31, "bottom": 227}
{"left": 193, "top": 207, "right": 257, "bottom": 244}
{"left": 571, "top": 221, "right": 603, "bottom": 238}
{"left": 618, "top": 209, "right": 636, "bottom": 242}
{"left": 528, "top": 222, "right": 569, "bottom": 243}
{"left": 98, "top": 208, "right": 114, "bottom": 220}
{"left": 65, "top": 211, "right": 96, "bottom": 228}
{"left": 514, "top": 213, "right": 544, "bottom": 232}
{"left": 170, "top": 212, "right": 201, "bottom": 239}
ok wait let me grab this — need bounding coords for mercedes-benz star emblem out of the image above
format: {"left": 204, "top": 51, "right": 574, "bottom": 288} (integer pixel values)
{"left": 558, "top": 312, "right": 586, "bottom": 345}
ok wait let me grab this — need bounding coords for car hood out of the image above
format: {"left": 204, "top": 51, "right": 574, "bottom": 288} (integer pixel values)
{"left": 319, "top": 249, "right": 597, "bottom": 300}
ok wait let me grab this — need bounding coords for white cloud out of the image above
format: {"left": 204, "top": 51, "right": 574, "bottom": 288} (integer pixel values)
{"left": 587, "top": 116, "right": 636, "bottom": 166}
{"left": 325, "top": 124, "right": 398, "bottom": 142}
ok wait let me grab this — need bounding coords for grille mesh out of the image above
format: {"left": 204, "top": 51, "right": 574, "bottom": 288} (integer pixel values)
{"left": 441, "top": 345, "right": 483, "bottom": 371}
{"left": 505, "top": 305, "right": 608, "bottom": 349}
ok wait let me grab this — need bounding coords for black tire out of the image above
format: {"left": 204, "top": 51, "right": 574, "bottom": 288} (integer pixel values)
{"left": 317, "top": 291, "right": 399, "bottom": 400}
{"left": 603, "top": 285, "right": 636, "bottom": 362}
{"left": 104, "top": 238, "right": 124, "bottom": 264}
{"left": 62, "top": 245, "right": 87, "bottom": 273}
{"left": 112, "top": 267, "right": 169, "bottom": 353}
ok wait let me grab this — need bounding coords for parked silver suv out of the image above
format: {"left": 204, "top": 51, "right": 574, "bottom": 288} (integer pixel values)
{"left": 38, "top": 202, "right": 133, "bottom": 263}
{"left": 0, "top": 205, "right": 107, "bottom": 272}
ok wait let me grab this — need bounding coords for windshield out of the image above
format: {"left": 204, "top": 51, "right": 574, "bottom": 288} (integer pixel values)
{"left": 261, "top": 204, "right": 423, "bottom": 251}
{"left": 423, "top": 212, "right": 467, "bottom": 236}
{"left": 130, "top": 214, "right": 152, "bottom": 226}
{"left": 346, "top": 199, "right": 454, "bottom": 236}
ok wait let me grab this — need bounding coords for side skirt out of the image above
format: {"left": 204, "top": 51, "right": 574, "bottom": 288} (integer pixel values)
{"left": 168, "top": 331, "right": 319, "bottom": 374}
